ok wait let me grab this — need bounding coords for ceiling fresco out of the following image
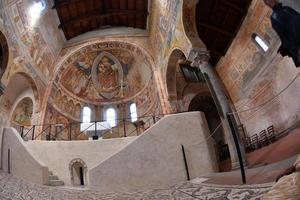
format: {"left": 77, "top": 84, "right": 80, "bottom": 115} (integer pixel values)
{"left": 56, "top": 42, "right": 152, "bottom": 104}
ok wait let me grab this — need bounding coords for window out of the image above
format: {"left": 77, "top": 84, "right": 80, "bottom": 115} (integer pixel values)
{"left": 130, "top": 103, "right": 138, "bottom": 122}
{"left": 106, "top": 108, "right": 116, "bottom": 127}
{"left": 82, "top": 107, "right": 91, "bottom": 123}
{"left": 252, "top": 33, "right": 269, "bottom": 52}
{"left": 29, "top": 1, "right": 46, "bottom": 26}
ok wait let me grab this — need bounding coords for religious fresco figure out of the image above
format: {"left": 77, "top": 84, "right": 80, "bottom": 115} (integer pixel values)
{"left": 97, "top": 56, "right": 119, "bottom": 93}
{"left": 91, "top": 52, "right": 124, "bottom": 99}
{"left": 11, "top": 98, "right": 33, "bottom": 126}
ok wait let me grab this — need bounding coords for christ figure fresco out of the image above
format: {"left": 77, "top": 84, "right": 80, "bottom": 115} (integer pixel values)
{"left": 97, "top": 56, "right": 119, "bottom": 93}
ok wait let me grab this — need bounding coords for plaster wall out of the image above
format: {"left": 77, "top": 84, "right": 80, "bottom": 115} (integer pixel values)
{"left": 0, "top": 128, "right": 48, "bottom": 185}
{"left": 89, "top": 112, "right": 217, "bottom": 193}
{"left": 26, "top": 136, "right": 137, "bottom": 186}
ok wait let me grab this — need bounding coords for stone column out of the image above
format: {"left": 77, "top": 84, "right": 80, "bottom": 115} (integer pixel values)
{"left": 188, "top": 48, "right": 246, "bottom": 168}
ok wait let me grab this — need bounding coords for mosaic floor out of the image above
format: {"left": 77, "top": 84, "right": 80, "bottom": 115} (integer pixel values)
{"left": 0, "top": 172, "right": 273, "bottom": 200}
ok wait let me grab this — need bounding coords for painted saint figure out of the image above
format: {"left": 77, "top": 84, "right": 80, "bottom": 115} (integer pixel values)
{"left": 97, "top": 56, "right": 119, "bottom": 93}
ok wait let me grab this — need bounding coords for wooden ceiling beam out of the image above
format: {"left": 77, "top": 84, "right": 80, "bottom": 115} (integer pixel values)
{"left": 197, "top": 22, "right": 234, "bottom": 37}
{"left": 220, "top": 0, "right": 246, "bottom": 13}
{"left": 58, "top": 10, "right": 148, "bottom": 29}
{"left": 52, "top": 0, "right": 79, "bottom": 9}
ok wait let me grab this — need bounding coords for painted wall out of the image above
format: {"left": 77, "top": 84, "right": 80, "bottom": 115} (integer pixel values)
{"left": 216, "top": 0, "right": 300, "bottom": 136}
{"left": 89, "top": 112, "right": 217, "bottom": 193}
{"left": 0, "top": 0, "right": 64, "bottom": 124}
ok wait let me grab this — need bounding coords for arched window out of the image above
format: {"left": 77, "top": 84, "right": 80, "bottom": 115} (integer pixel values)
{"left": 130, "top": 103, "right": 138, "bottom": 122}
{"left": 82, "top": 107, "right": 91, "bottom": 123}
{"left": 252, "top": 33, "right": 269, "bottom": 52}
{"left": 106, "top": 108, "right": 116, "bottom": 127}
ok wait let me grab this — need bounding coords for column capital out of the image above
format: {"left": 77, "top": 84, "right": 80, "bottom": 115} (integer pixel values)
{"left": 188, "top": 48, "right": 210, "bottom": 68}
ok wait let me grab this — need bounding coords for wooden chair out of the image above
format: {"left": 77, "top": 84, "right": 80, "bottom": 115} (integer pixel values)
{"left": 259, "top": 130, "right": 269, "bottom": 146}
{"left": 267, "top": 125, "right": 276, "bottom": 143}
{"left": 244, "top": 136, "right": 253, "bottom": 152}
{"left": 251, "top": 134, "right": 260, "bottom": 150}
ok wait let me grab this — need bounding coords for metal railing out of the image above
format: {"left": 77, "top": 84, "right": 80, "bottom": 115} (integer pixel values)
{"left": 15, "top": 114, "right": 165, "bottom": 141}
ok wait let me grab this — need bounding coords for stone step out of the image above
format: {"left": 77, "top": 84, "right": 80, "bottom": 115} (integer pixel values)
{"left": 48, "top": 180, "right": 64, "bottom": 186}
{"left": 48, "top": 175, "right": 59, "bottom": 181}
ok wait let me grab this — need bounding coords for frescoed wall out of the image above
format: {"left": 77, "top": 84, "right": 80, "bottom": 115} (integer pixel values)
{"left": 216, "top": 0, "right": 300, "bottom": 136}
{"left": 57, "top": 43, "right": 151, "bottom": 104}
{"left": 11, "top": 97, "right": 33, "bottom": 126}
{"left": 41, "top": 40, "right": 161, "bottom": 125}
{"left": 0, "top": 0, "right": 64, "bottom": 123}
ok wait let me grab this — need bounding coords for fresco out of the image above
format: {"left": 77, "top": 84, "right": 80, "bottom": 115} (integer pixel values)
{"left": 11, "top": 97, "right": 33, "bottom": 126}
{"left": 216, "top": 0, "right": 300, "bottom": 135}
{"left": 91, "top": 52, "right": 123, "bottom": 99}
{"left": 154, "top": 0, "right": 181, "bottom": 65}
{"left": 57, "top": 42, "right": 152, "bottom": 104}
{"left": 2, "top": 0, "right": 60, "bottom": 80}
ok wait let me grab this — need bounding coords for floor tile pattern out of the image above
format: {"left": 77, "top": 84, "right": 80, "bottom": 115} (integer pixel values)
{"left": 0, "top": 172, "right": 272, "bottom": 200}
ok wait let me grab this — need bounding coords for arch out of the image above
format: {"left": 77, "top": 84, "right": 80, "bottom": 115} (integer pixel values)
{"left": 166, "top": 49, "right": 186, "bottom": 101}
{"left": 188, "top": 92, "right": 224, "bottom": 144}
{"left": 182, "top": 0, "right": 206, "bottom": 49}
{"left": 69, "top": 158, "right": 88, "bottom": 186}
{"left": 106, "top": 107, "right": 117, "bottom": 127}
{"left": 10, "top": 97, "right": 33, "bottom": 127}
{"left": 129, "top": 102, "right": 137, "bottom": 122}
{"left": 82, "top": 106, "right": 91, "bottom": 123}
{"left": 5, "top": 72, "right": 40, "bottom": 111}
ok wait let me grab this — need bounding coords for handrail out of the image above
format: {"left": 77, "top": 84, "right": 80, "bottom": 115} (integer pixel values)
{"left": 14, "top": 111, "right": 193, "bottom": 141}
{"left": 34, "top": 125, "right": 51, "bottom": 140}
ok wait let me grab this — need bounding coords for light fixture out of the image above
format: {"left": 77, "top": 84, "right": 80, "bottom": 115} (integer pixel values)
{"left": 252, "top": 33, "right": 269, "bottom": 52}
{"left": 29, "top": 1, "right": 46, "bottom": 27}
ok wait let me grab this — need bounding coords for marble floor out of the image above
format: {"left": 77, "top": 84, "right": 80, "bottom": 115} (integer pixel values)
{"left": 0, "top": 172, "right": 273, "bottom": 200}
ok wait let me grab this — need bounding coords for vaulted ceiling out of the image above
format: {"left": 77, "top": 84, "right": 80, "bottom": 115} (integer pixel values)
{"left": 54, "top": 0, "right": 149, "bottom": 40}
{"left": 196, "top": 0, "right": 252, "bottom": 66}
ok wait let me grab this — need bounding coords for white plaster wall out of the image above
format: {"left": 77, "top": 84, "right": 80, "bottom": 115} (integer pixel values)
{"left": 89, "top": 112, "right": 217, "bottom": 193}
{"left": 1, "top": 128, "right": 48, "bottom": 185}
{"left": 26, "top": 137, "right": 137, "bottom": 186}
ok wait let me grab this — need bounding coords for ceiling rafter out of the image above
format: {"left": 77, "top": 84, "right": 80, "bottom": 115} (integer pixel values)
{"left": 197, "top": 22, "right": 234, "bottom": 38}
{"left": 54, "top": 0, "right": 148, "bottom": 40}
{"left": 196, "top": 0, "right": 251, "bottom": 66}
{"left": 58, "top": 10, "right": 148, "bottom": 29}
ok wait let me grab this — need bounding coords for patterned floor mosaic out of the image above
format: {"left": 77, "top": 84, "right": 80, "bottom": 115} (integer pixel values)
{"left": 0, "top": 172, "right": 273, "bottom": 200}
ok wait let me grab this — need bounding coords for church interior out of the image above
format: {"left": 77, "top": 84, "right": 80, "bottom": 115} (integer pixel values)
{"left": 0, "top": 0, "right": 299, "bottom": 199}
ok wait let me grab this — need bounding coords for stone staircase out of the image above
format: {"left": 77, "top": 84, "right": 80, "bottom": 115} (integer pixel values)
{"left": 48, "top": 171, "right": 64, "bottom": 186}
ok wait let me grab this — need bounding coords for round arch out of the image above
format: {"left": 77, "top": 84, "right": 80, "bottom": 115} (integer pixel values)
{"left": 69, "top": 158, "right": 88, "bottom": 186}
{"left": 166, "top": 49, "right": 187, "bottom": 101}
{"left": 5, "top": 72, "right": 40, "bottom": 111}
{"left": 188, "top": 92, "right": 224, "bottom": 144}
